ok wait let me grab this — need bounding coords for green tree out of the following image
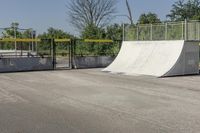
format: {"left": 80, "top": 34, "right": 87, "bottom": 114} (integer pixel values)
{"left": 67, "top": 0, "right": 116, "bottom": 31}
{"left": 38, "top": 27, "right": 73, "bottom": 39}
{"left": 81, "top": 24, "right": 106, "bottom": 39}
{"left": 2, "top": 22, "right": 21, "bottom": 38}
{"left": 78, "top": 24, "right": 104, "bottom": 56}
{"left": 81, "top": 23, "right": 122, "bottom": 40}
{"left": 167, "top": 0, "right": 200, "bottom": 21}
{"left": 77, "top": 24, "right": 122, "bottom": 56}
{"left": 38, "top": 28, "right": 74, "bottom": 56}
{"left": 105, "top": 24, "right": 122, "bottom": 40}
{"left": 21, "top": 29, "right": 34, "bottom": 38}
{"left": 138, "top": 12, "right": 161, "bottom": 24}
{"left": 136, "top": 13, "right": 161, "bottom": 40}
{"left": 1, "top": 23, "right": 21, "bottom": 50}
{"left": 105, "top": 24, "right": 122, "bottom": 55}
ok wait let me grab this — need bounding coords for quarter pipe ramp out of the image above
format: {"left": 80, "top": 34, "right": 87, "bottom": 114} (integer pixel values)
{"left": 103, "top": 41, "right": 199, "bottom": 77}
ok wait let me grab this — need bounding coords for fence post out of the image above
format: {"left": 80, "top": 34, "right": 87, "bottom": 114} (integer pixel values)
{"left": 71, "top": 39, "right": 74, "bottom": 69}
{"left": 137, "top": 25, "right": 139, "bottom": 40}
{"left": 181, "top": 21, "right": 184, "bottom": 40}
{"left": 31, "top": 30, "right": 36, "bottom": 52}
{"left": 150, "top": 24, "right": 153, "bottom": 40}
{"left": 69, "top": 39, "right": 71, "bottom": 69}
{"left": 185, "top": 19, "right": 188, "bottom": 40}
{"left": 165, "top": 22, "right": 168, "bottom": 40}
{"left": 35, "top": 39, "right": 38, "bottom": 55}
{"left": 198, "top": 22, "right": 200, "bottom": 40}
{"left": 71, "top": 39, "right": 77, "bottom": 69}
{"left": 122, "top": 23, "right": 125, "bottom": 41}
{"left": 14, "top": 26, "right": 17, "bottom": 56}
{"left": 52, "top": 38, "right": 56, "bottom": 70}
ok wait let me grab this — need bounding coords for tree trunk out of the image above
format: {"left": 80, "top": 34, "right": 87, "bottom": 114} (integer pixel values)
{"left": 125, "top": 0, "right": 133, "bottom": 24}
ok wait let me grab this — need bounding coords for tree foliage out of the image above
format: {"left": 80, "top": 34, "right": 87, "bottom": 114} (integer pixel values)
{"left": 0, "top": 23, "right": 36, "bottom": 50}
{"left": 80, "top": 23, "right": 122, "bottom": 40}
{"left": 138, "top": 12, "right": 161, "bottom": 24}
{"left": 1, "top": 22, "right": 35, "bottom": 39}
{"left": 67, "top": 0, "right": 116, "bottom": 31}
{"left": 76, "top": 23, "right": 122, "bottom": 56}
{"left": 81, "top": 24, "right": 106, "bottom": 39}
{"left": 105, "top": 24, "right": 123, "bottom": 40}
{"left": 37, "top": 27, "right": 74, "bottom": 56}
{"left": 2, "top": 22, "right": 19, "bottom": 38}
{"left": 167, "top": 0, "right": 200, "bottom": 21}
{"left": 38, "top": 27, "right": 73, "bottom": 39}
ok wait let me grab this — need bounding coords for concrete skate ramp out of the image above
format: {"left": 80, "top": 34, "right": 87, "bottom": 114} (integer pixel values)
{"left": 103, "top": 41, "right": 199, "bottom": 77}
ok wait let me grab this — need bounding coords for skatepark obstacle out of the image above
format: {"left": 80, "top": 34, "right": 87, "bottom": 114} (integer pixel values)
{"left": 103, "top": 41, "right": 199, "bottom": 77}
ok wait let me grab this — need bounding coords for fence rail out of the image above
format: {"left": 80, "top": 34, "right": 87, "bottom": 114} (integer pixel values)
{"left": 124, "top": 20, "right": 200, "bottom": 41}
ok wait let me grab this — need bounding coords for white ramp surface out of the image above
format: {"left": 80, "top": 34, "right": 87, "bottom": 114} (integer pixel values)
{"left": 103, "top": 41, "right": 199, "bottom": 77}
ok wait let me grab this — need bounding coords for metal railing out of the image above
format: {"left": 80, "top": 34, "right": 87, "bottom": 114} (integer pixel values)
{"left": 123, "top": 20, "right": 200, "bottom": 41}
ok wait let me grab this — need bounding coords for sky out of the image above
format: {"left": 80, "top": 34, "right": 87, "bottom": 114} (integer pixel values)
{"left": 0, "top": 0, "right": 177, "bottom": 35}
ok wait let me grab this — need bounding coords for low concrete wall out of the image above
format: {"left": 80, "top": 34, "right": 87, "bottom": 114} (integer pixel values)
{"left": 73, "top": 56, "right": 115, "bottom": 69}
{"left": 0, "top": 57, "right": 53, "bottom": 72}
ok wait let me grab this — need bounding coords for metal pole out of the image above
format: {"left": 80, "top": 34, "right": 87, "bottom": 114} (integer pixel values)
{"left": 185, "top": 19, "right": 188, "bottom": 40}
{"left": 29, "top": 30, "right": 31, "bottom": 52}
{"left": 137, "top": 25, "right": 139, "bottom": 40}
{"left": 72, "top": 39, "right": 77, "bottom": 69}
{"left": 36, "top": 40, "right": 38, "bottom": 56}
{"left": 165, "top": 22, "right": 168, "bottom": 40}
{"left": 182, "top": 21, "right": 184, "bottom": 40}
{"left": 150, "top": 24, "right": 153, "bottom": 40}
{"left": 52, "top": 38, "right": 56, "bottom": 70}
{"left": 122, "top": 23, "right": 125, "bottom": 41}
{"left": 33, "top": 30, "right": 37, "bottom": 55}
{"left": 14, "top": 26, "right": 17, "bottom": 56}
{"left": 198, "top": 22, "right": 200, "bottom": 40}
{"left": 31, "top": 30, "right": 34, "bottom": 52}
{"left": 195, "top": 22, "right": 198, "bottom": 40}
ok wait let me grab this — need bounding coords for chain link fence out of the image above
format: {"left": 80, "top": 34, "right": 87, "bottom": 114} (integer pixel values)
{"left": 124, "top": 20, "right": 200, "bottom": 41}
{"left": 0, "top": 27, "right": 37, "bottom": 57}
{"left": 74, "top": 39, "right": 121, "bottom": 57}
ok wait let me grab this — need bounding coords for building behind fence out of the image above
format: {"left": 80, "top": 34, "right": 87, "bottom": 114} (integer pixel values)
{"left": 124, "top": 20, "right": 200, "bottom": 41}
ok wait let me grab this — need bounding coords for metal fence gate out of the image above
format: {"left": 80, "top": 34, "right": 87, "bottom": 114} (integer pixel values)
{"left": 53, "top": 39, "right": 72, "bottom": 69}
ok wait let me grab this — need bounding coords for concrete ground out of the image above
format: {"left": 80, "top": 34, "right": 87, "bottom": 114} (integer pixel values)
{"left": 0, "top": 69, "right": 200, "bottom": 133}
